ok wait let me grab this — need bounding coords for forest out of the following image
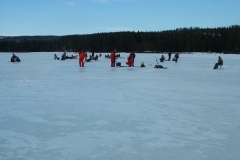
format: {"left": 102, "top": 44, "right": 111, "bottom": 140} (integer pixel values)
{"left": 0, "top": 25, "right": 239, "bottom": 53}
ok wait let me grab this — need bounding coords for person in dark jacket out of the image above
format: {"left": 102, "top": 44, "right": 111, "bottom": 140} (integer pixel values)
{"left": 11, "top": 53, "right": 17, "bottom": 62}
{"left": 173, "top": 53, "right": 179, "bottom": 63}
{"left": 10, "top": 53, "right": 20, "bottom": 62}
{"left": 218, "top": 56, "right": 223, "bottom": 65}
{"left": 54, "top": 54, "right": 60, "bottom": 60}
{"left": 168, "top": 52, "right": 172, "bottom": 61}
{"left": 61, "top": 52, "right": 66, "bottom": 60}
{"left": 213, "top": 56, "right": 223, "bottom": 69}
{"left": 130, "top": 52, "right": 136, "bottom": 66}
{"left": 94, "top": 55, "right": 98, "bottom": 61}
{"left": 160, "top": 55, "right": 165, "bottom": 62}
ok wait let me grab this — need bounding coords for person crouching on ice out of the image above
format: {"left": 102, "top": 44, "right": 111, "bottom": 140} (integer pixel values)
{"left": 10, "top": 53, "right": 20, "bottom": 62}
{"left": 78, "top": 50, "right": 86, "bottom": 67}
{"left": 11, "top": 53, "right": 17, "bottom": 62}
{"left": 110, "top": 49, "right": 116, "bottom": 67}
{"left": 126, "top": 53, "right": 134, "bottom": 67}
{"left": 54, "top": 54, "right": 60, "bottom": 60}
{"left": 61, "top": 52, "right": 66, "bottom": 60}
{"left": 160, "top": 55, "right": 165, "bottom": 62}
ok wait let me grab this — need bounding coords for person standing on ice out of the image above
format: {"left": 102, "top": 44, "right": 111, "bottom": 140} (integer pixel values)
{"left": 78, "top": 50, "right": 86, "bottom": 67}
{"left": 168, "top": 52, "right": 172, "bottom": 61}
{"left": 130, "top": 52, "right": 136, "bottom": 66}
{"left": 110, "top": 49, "right": 117, "bottom": 67}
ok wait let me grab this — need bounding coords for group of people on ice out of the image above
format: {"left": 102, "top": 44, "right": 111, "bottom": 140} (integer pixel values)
{"left": 158, "top": 52, "right": 223, "bottom": 69}
{"left": 53, "top": 50, "right": 180, "bottom": 68}
{"left": 105, "top": 53, "right": 121, "bottom": 59}
{"left": 86, "top": 54, "right": 98, "bottom": 62}
{"left": 158, "top": 52, "right": 179, "bottom": 63}
{"left": 109, "top": 49, "right": 136, "bottom": 67}
{"left": 10, "top": 51, "right": 223, "bottom": 70}
{"left": 76, "top": 50, "right": 99, "bottom": 67}
{"left": 54, "top": 53, "right": 78, "bottom": 60}
{"left": 59, "top": 49, "right": 223, "bottom": 69}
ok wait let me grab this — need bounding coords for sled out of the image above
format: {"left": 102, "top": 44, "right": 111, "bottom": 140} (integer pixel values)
{"left": 154, "top": 67, "right": 167, "bottom": 69}
{"left": 154, "top": 65, "right": 167, "bottom": 69}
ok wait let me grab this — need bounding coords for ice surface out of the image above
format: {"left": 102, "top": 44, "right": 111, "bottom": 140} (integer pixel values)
{"left": 0, "top": 52, "right": 240, "bottom": 160}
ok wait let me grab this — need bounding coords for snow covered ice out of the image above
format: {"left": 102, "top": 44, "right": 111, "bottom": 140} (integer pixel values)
{"left": 0, "top": 52, "right": 240, "bottom": 160}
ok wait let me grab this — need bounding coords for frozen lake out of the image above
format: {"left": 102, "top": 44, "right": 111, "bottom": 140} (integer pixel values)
{"left": 0, "top": 52, "right": 240, "bottom": 160}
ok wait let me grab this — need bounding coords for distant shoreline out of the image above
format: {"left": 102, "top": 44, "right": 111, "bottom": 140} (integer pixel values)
{"left": 1, "top": 52, "right": 239, "bottom": 54}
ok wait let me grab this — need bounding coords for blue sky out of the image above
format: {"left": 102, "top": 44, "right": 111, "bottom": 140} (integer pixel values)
{"left": 0, "top": 0, "right": 239, "bottom": 36}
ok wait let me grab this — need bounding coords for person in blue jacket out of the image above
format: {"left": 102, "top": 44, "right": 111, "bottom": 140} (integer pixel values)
{"left": 61, "top": 52, "right": 66, "bottom": 60}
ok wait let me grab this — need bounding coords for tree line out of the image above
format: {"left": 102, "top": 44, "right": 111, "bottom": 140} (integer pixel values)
{"left": 0, "top": 25, "right": 239, "bottom": 53}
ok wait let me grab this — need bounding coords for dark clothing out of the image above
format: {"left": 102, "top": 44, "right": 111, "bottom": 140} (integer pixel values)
{"left": 54, "top": 54, "right": 60, "bottom": 60}
{"left": 61, "top": 53, "right": 66, "bottom": 60}
{"left": 218, "top": 57, "right": 223, "bottom": 65}
{"left": 130, "top": 52, "right": 136, "bottom": 66}
{"left": 94, "top": 55, "right": 98, "bottom": 60}
{"left": 11, "top": 55, "right": 16, "bottom": 62}
{"left": 168, "top": 53, "right": 172, "bottom": 61}
{"left": 213, "top": 63, "right": 219, "bottom": 69}
{"left": 160, "top": 55, "right": 165, "bottom": 62}
{"left": 10, "top": 54, "right": 20, "bottom": 62}
{"left": 130, "top": 52, "right": 136, "bottom": 59}
{"left": 173, "top": 53, "right": 179, "bottom": 63}
{"left": 213, "top": 57, "right": 223, "bottom": 69}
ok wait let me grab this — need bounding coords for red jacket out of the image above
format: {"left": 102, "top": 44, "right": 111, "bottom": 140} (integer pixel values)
{"left": 79, "top": 51, "right": 86, "bottom": 60}
{"left": 110, "top": 51, "right": 116, "bottom": 60}
{"left": 126, "top": 55, "right": 134, "bottom": 67}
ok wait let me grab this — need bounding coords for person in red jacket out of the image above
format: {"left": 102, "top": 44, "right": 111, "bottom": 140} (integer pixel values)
{"left": 110, "top": 49, "right": 117, "bottom": 67}
{"left": 78, "top": 50, "right": 87, "bottom": 67}
{"left": 126, "top": 53, "right": 134, "bottom": 67}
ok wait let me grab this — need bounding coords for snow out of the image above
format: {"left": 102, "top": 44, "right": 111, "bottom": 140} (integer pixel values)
{"left": 0, "top": 52, "right": 240, "bottom": 160}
